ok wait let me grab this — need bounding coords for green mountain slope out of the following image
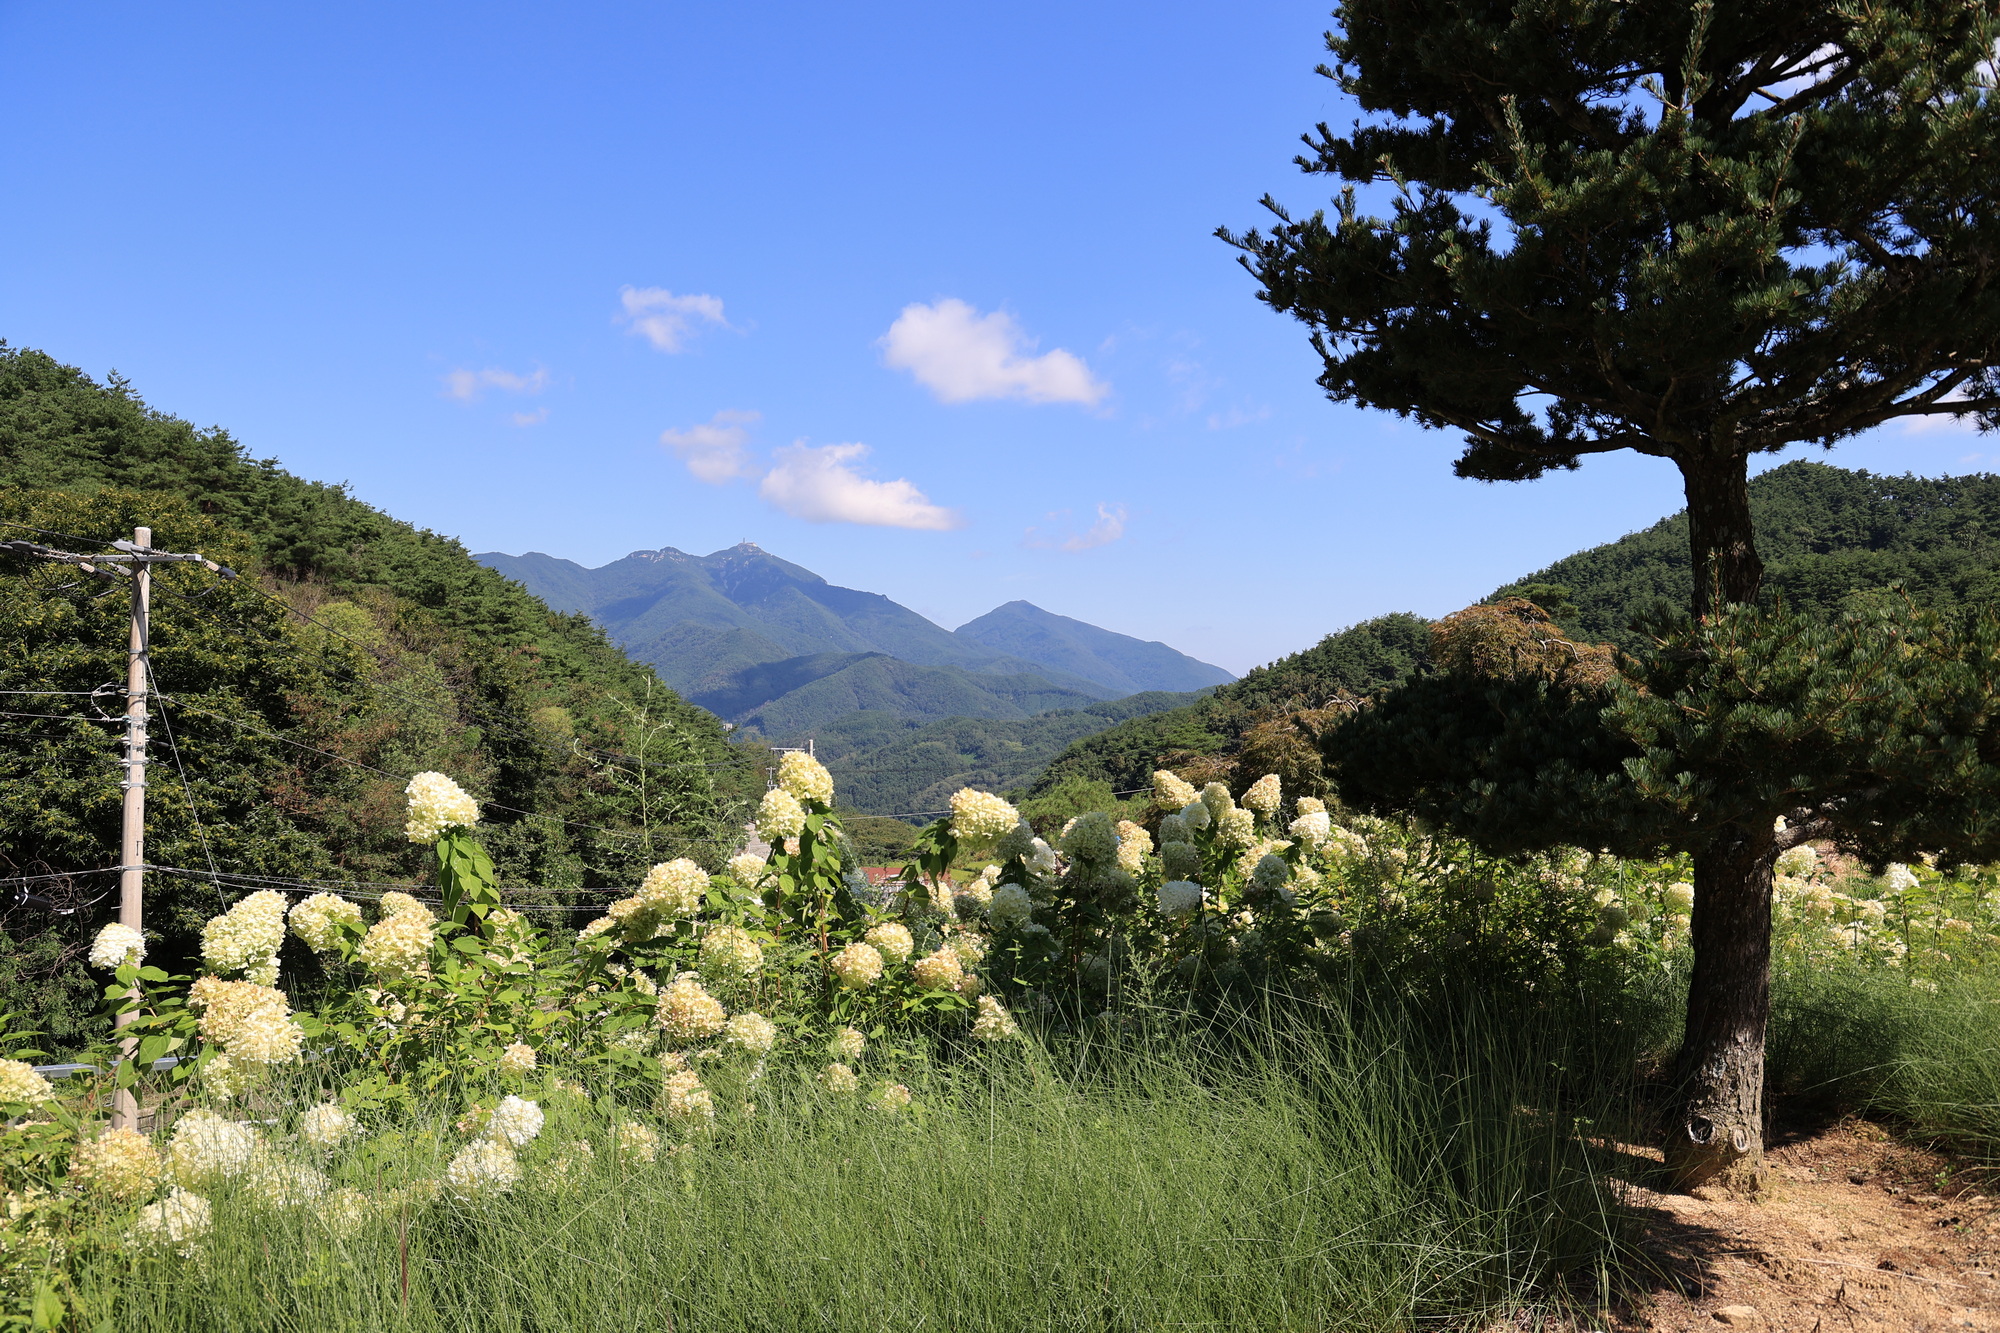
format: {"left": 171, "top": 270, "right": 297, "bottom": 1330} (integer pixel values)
{"left": 734, "top": 656, "right": 1109, "bottom": 739}
{"left": 0, "top": 345, "right": 759, "bottom": 1049}
{"left": 1029, "top": 460, "right": 2000, "bottom": 800}
{"left": 954, "top": 601, "right": 1234, "bottom": 694}
{"left": 811, "top": 691, "right": 1211, "bottom": 817}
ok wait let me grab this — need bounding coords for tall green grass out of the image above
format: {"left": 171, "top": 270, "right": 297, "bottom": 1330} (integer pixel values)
{"left": 1768, "top": 958, "right": 2000, "bottom": 1156}
{"left": 87, "top": 998, "right": 1631, "bottom": 1333}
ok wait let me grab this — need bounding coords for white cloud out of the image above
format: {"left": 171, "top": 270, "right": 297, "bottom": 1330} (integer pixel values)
{"left": 442, "top": 366, "right": 549, "bottom": 401}
{"left": 619, "top": 286, "right": 729, "bottom": 352}
{"left": 880, "top": 299, "right": 1107, "bottom": 406}
{"left": 662, "top": 409, "right": 762, "bottom": 484}
{"left": 1025, "top": 502, "right": 1130, "bottom": 552}
{"left": 1063, "top": 503, "right": 1127, "bottom": 551}
{"left": 510, "top": 407, "right": 549, "bottom": 427}
{"left": 758, "top": 443, "right": 962, "bottom": 530}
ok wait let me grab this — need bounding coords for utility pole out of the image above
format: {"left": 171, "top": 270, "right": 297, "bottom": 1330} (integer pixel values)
{"left": 1, "top": 527, "right": 233, "bottom": 1130}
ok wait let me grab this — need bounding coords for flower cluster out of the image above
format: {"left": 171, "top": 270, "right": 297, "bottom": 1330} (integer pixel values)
{"left": 1153, "top": 770, "right": 1198, "bottom": 809}
{"left": 639, "top": 859, "right": 710, "bottom": 917}
{"left": 200, "top": 890, "right": 288, "bottom": 981}
{"left": 357, "top": 901, "right": 434, "bottom": 981}
{"left": 656, "top": 974, "right": 728, "bottom": 1044}
{"left": 664, "top": 1069, "right": 716, "bottom": 1126}
{"left": 498, "top": 1043, "right": 537, "bottom": 1076}
{"left": 88, "top": 921, "right": 146, "bottom": 971}
{"left": 864, "top": 921, "right": 914, "bottom": 964}
{"left": 130, "top": 1189, "right": 212, "bottom": 1253}
{"left": 1060, "top": 811, "right": 1119, "bottom": 865}
{"left": 726, "top": 853, "right": 769, "bottom": 887}
{"left": 1242, "top": 774, "right": 1282, "bottom": 815}
{"left": 1116, "top": 821, "right": 1153, "bottom": 875}
{"left": 829, "top": 942, "right": 885, "bottom": 989}
{"left": 405, "top": 771, "right": 480, "bottom": 844}
{"left": 190, "top": 978, "right": 305, "bottom": 1067}
{"left": 299, "top": 1103, "right": 363, "bottom": 1150}
{"left": 970, "top": 995, "right": 1020, "bottom": 1041}
{"left": 70, "top": 1127, "right": 161, "bottom": 1201}
{"left": 0, "top": 1059, "right": 53, "bottom": 1106}
{"left": 910, "top": 946, "right": 964, "bottom": 991}
{"left": 756, "top": 788, "right": 807, "bottom": 841}
{"left": 722, "top": 1011, "right": 777, "bottom": 1055}
{"left": 779, "top": 751, "right": 836, "bottom": 806}
{"left": 949, "top": 788, "right": 1020, "bottom": 845}
{"left": 699, "top": 924, "right": 763, "bottom": 979}
{"left": 288, "top": 893, "right": 363, "bottom": 954}
{"left": 444, "top": 1138, "right": 520, "bottom": 1199}
{"left": 616, "top": 1122, "right": 660, "bottom": 1163}
{"left": 167, "top": 1110, "right": 264, "bottom": 1187}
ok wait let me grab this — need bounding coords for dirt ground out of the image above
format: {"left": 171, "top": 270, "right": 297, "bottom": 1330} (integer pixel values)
{"left": 1602, "top": 1120, "right": 1999, "bottom": 1331}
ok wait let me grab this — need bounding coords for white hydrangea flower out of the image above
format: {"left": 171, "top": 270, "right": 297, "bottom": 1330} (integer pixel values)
{"left": 190, "top": 979, "right": 305, "bottom": 1067}
{"left": 130, "top": 1189, "right": 211, "bottom": 1252}
{"left": 1295, "top": 796, "right": 1326, "bottom": 817}
{"left": 699, "top": 924, "right": 763, "bottom": 979}
{"left": 377, "top": 892, "right": 433, "bottom": 922}
{"left": 663, "top": 1069, "right": 716, "bottom": 1126}
{"left": 820, "top": 1062, "right": 859, "bottom": 1092}
{"left": 200, "top": 890, "right": 288, "bottom": 976}
{"left": 88, "top": 921, "right": 146, "bottom": 971}
{"left": 616, "top": 1122, "right": 660, "bottom": 1163}
{"left": 722, "top": 1012, "right": 777, "bottom": 1056}
{"left": 299, "top": 1103, "right": 363, "bottom": 1150}
{"left": 996, "top": 820, "right": 1038, "bottom": 862}
{"left": 244, "top": 1158, "right": 329, "bottom": 1208}
{"left": 910, "top": 946, "right": 964, "bottom": 991}
{"left": 287, "top": 893, "right": 362, "bottom": 954}
{"left": 638, "top": 859, "right": 709, "bottom": 917}
{"left": 970, "top": 995, "right": 1020, "bottom": 1042}
{"left": 1776, "top": 844, "right": 1819, "bottom": 878}
{"left": 1160, "top": 841, "right": 1201, "bottom": 880}
{"left": 1157, "top": 881, "right": 1204, "bottom": 919}
{"left": 1200, "top": 782, "right": 1234, "bottom": 821}
{"left": 779, "top": 751, "right": 836, "bottom": 806}
{"left": 1242, "top": 774, "right": 1282, "bottom": 815}
{"left": 1288, "top": 809, "right": 1332, "bottom": 847}
{"left": 726, "top": 852, "right": 769, "bottom": 887}
{"left": 70, "top": 1126, "right": 161, "bottom": 1202}
{"left": 1215, "top": 807, "right": 1256, "bottom": 849}
{"left": 486, "top": 1095, "right": 545, "bottom": 1147}
{"left": 1663, "top": 882, "right": 1695, "bottom": 917}
{"left": 756, "top": 788, "right": 807, "bottom": 841}
{"left": 866, "top": 1083, "right": 913, "bottom": 1114}
{"left": 865, "top": 921, "right": 915, "bottom": 964}
{"left": 444, "top": 1139, "right": 520, "bottom": 1198}
{"left": 828, "top": 1026, "right": 866, "bottom": 1062}
{"left": 1153, "top": 770, "right": 1198, "bottom": 809}
{"left": 655, "top": 974, "right": 729, "bottom": 1044}
{"left": 405, "top": 771, "right": 480, "bottom": 844}
{"left": 949, "top": 789, "right": 1020, "bottom": 845}
{"left": 828, "top": 942, "right": 885, "bottom": 989}
{"left": 498, "top": 1043, "right": 537, "bottom": 1076}
{"left": 358, "top": 910, "right": 432, "bottom": 981}
{"left": 1115, "top": 821, "right": 1153, "bottom": 875}
{"left": 1027, "top": 839, "right": 1058, "bottom": 878}
{"left": 0, "top": 1056, "right": 51, "bottom": 1104}
{"left": 1249, "top": 854, "right": 1291, "bottom": 899}
{"left": 1885, "top": 863, "right": 1920, "bottom": 893}
{"left": 1179, "top": 799, "right": 1212, "bottom": 832}
{"left": 988, "top": 883, "right": 1033, "bottom": 933}
{"left": 167, "top": 1111, "right": 264, "bottom": 1186}
{"left": 1060, "top": 811, "right": 1119, "bottom": 865}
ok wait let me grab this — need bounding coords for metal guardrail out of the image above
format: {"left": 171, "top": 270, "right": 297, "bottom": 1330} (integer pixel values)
{"left": 33, "top": 1057, "right": 182, "bottom": 1078}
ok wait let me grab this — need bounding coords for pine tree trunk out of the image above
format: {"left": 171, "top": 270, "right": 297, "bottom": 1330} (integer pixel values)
{"left": 1680, "top": 453, "right": 1764, "bottom": 618}
{"left": 1668, "top": 450, "right": 1773, "bottom": 1192}
{"left": 1665, "top": 823, "right": 1776, "bottom": 1192}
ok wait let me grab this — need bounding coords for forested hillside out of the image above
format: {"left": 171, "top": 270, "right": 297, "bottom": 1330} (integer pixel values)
{"left": 1029, "top": 460, "right": 2000, "bottom": 800}
{"left": 0, "top": 345, "right": 760, "bottom": 1047}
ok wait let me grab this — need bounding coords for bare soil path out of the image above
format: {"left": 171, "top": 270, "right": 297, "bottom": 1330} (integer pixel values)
{"left": 1605, "top": 1121, "right": 1999, "bottom": 1331}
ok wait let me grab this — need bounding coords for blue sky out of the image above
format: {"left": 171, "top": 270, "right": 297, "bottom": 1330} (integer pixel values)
{"left": 2, "top": 1, "right": 1990, "bottom": 675}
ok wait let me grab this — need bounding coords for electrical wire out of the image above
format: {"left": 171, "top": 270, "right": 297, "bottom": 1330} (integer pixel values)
{"left": 145, "top": 660, "right": 229, "bottom": 912}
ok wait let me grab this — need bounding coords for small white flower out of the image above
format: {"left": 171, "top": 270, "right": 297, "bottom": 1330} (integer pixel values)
{"left": 405, "top": 771, "right": 480, "bottom": 844}
{"left": 88, "top": 922, "right": 146, "bottom": 970}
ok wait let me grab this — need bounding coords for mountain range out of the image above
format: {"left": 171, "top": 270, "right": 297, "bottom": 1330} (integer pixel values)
{"left": 474, "top": 544, "right": 1235, "bottom": 739}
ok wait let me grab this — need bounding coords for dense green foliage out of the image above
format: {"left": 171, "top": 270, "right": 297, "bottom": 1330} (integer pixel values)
{"left": 1498, "top": 461, "right": 2000, "bottom": 651}
{"left": 811, "top": 690, "right": 1207, "bottom": 818}
{"left": 0, "top": 346, "right": 759, "bottom": 1049}
{"left": 1028, "top": 614, "right": 1429, "bottom": 796}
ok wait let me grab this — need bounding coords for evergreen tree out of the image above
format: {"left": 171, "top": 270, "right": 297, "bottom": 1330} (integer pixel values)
{"left": 1227, "top": 0, "right": 2000, "bottom": 1188}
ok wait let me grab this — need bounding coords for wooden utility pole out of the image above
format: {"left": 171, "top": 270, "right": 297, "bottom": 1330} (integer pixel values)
{"left": 110, "top": 527, "right": 152, "bottom": 1130}
{"left": 1, "top": 527, "right": 233, "bottom": 1130}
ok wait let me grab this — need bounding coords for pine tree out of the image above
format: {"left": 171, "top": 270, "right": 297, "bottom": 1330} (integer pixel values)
{"left": 1225, "top": 0, "right": 2000, "bottom": 1189}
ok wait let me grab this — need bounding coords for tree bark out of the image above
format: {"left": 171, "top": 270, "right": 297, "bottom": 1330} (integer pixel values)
{"left": 1679, "top": 453, "right": 1764, "bottom": 619}
{"left": 1665, "top": 823, "right": 1777, "bottom": 1192}
{"left": 1667, "top": 451, "right": 1774, "bottom": 1192}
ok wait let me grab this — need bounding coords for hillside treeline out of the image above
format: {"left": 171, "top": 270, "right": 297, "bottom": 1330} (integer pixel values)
{"left": 0, "top": 346, "right": 762, "bottom": 1047}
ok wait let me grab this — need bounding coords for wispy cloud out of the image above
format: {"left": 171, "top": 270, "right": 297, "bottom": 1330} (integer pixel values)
{"left": 661, "top": 410, "right": 761, "bottom": 484}
{"left": 1206, "top": 404, "right": 1272, "bottom": 431}
{"left": 758, "top": 443, "right": 962, "bottom": 530}
{"left": 881, "top": 299, "right": 1107, "bottom": 406}
{"left": 442, "top": 366, "right": 550, "bottom": 401}
{"left": 1026, "top": 502, "right": 1129, "bottom": 552}
{"left": 510, "top": 408, "right": 549, "bottom": 427}
{"left": 618, "top": 286, "right": 729, "bottom": 352}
